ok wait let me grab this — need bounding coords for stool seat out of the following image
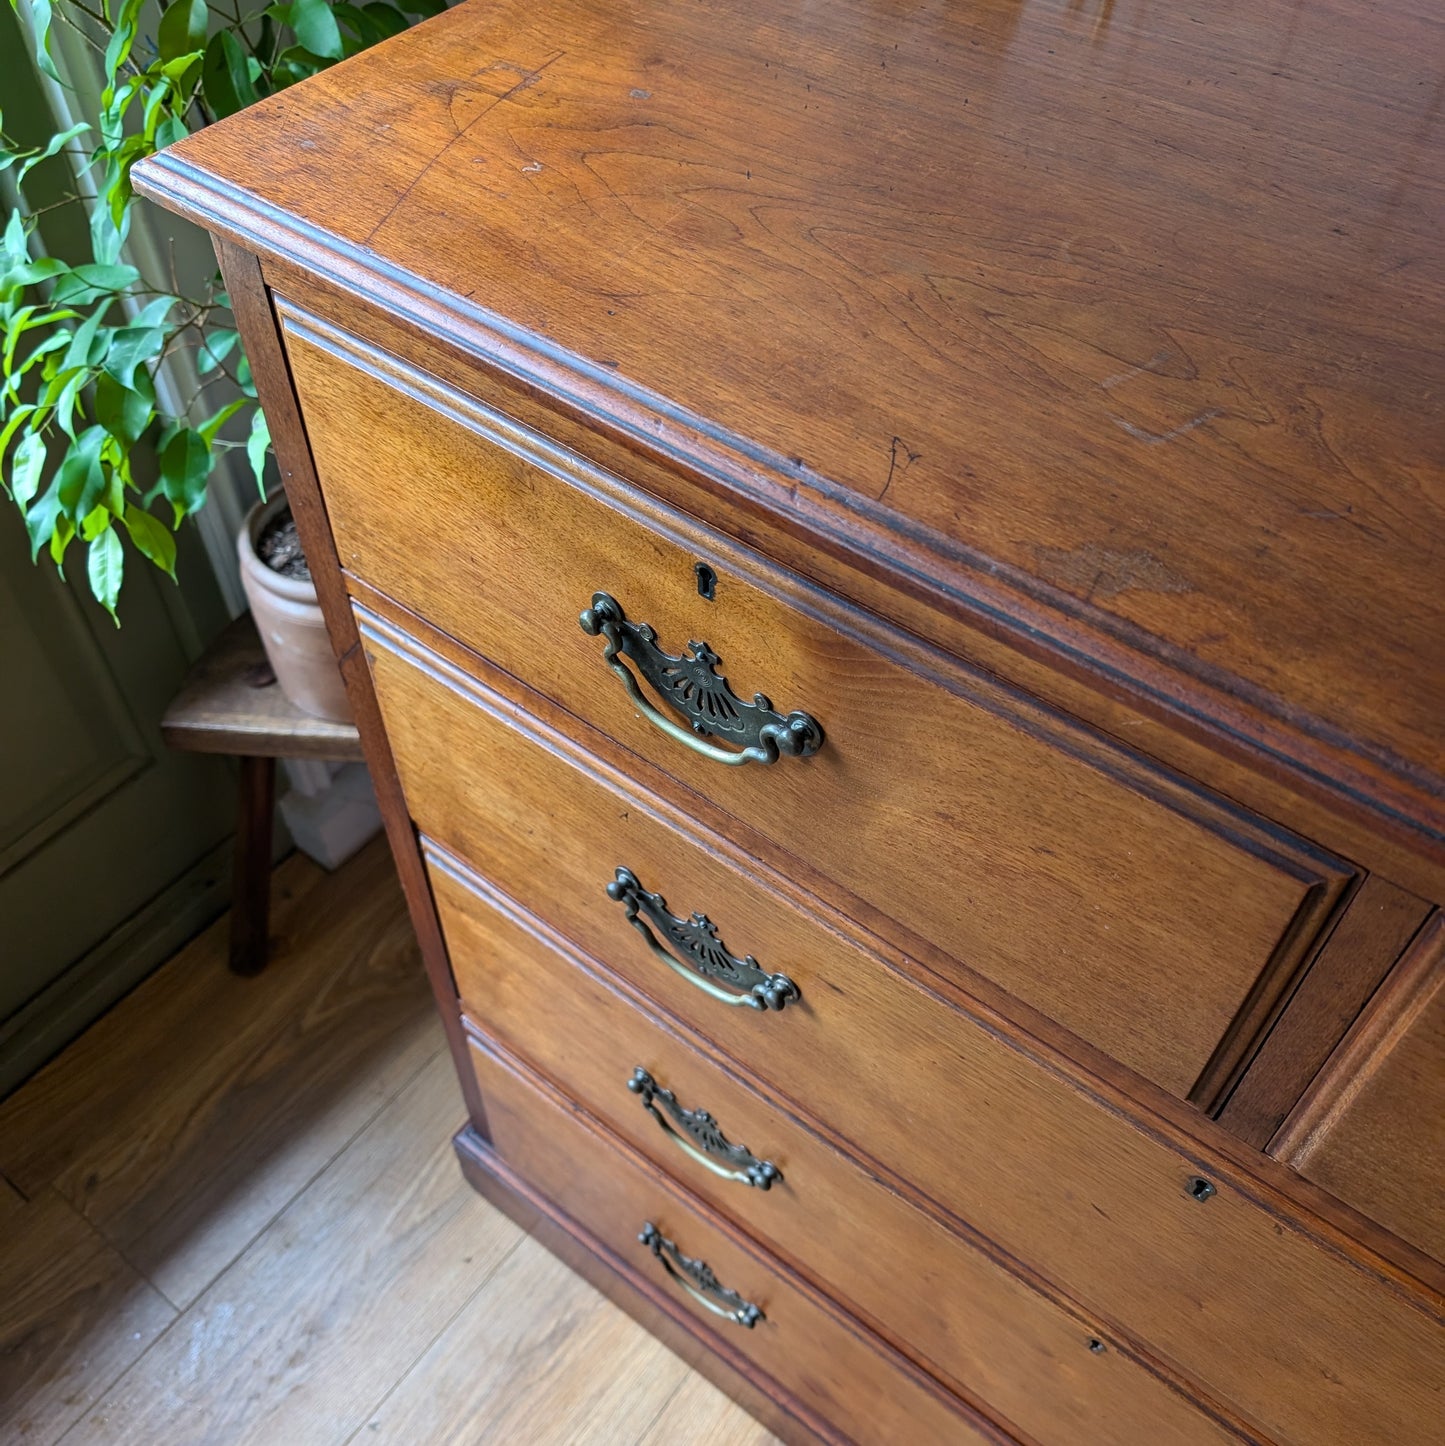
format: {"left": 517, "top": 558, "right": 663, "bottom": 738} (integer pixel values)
{"left": 162, "top": 614, "right": 363, "bottom": 761}
{"left": 163, "top": 614, "right": 361, "bottom": 974}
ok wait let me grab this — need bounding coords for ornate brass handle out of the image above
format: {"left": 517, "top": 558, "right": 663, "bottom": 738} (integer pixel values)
{"left": 628, "top": 1068, "right": 782, "bottom": 1190}
{"left": 578, "top": 592, "right": 824, "bottom": 767}
{"left": 607, "top": 867, "right": 800, "bottom": 1011}
{"left": 638, "top": 1222, "right": 763, "bottom": 1328}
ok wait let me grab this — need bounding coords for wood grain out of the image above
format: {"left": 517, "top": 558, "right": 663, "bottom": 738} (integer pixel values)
{"left": 454, "top": 1130, "right": 816, "bottom": 1446}
{"left": 288, "top": 313, "right": 1355, "bottom": 1102}
{"left": 257, "top": 260, "right": 1445, "bottom": 905}
{"left": 1, "top": 839, "right": 764, "bottom": 1446}
{"left": 121, "top": 13, "right": 1445, "bottom": 1439}
{"left": 214, "top": 237, "right": 492, "bottom": 1137}
{"left": 360, "top": 613, "right": 1443, "bottom": 1446}
{"left": 133, "top": 0, "right": 1445, "bottom": 859}
{"left": 161, "top": 613, "right": 364, "bottom": 761}
{"left": 432, "top": 845, "right": 1248, "bottom": 1446}
{"left": 0, "top": 840, "right": 439, "bottom": 1309}
{"left": 59, "top": 1051, "right": 517, "bottom": 1446}
{"left": 0, "top": 1182, "right": 175, "bottom": 1443}
{"left": 1220, "top": 877, "right": 1432, "bottom": 1147}
{"left": 1274, "top": 913, "right": 1445, "bottom": 1264}
{"left": 466, "top": 1031, "right": 1007, "bottom": 1446}
{"left": 638, "top": 1374, "right": 780, "bottom": 1446}
{"left": 358, "top": 1233, "right": 697, "bottom": 1445}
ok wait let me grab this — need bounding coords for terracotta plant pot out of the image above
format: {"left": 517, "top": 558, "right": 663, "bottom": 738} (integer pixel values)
{"left": 238, "top": 495, "right": 351, "bottom": 722}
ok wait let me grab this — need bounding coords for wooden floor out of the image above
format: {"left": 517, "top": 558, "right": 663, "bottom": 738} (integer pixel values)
{"left": 0, "top": 840, "right": 777, "bottom": 1445}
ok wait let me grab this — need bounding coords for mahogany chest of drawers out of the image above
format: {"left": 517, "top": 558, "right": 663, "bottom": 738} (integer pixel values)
{"left": 134, "top": 1, "right": 1444, "bottom": 1440}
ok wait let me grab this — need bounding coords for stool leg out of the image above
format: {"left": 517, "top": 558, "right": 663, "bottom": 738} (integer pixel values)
{"left": 230, "top": 755, "right": 276, "bottom": 976}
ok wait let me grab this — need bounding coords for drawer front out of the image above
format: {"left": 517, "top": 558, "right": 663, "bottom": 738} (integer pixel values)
{"left": 433, "top": 847, "right": 1240, "bottom": 1446}
{"left": 464, "top": 1032, "right": 998, "bottom": 1446}
{"left": 361, "top": 612, "right": 1443, "bottom": 1446}
{"left": 1275, "top": 914, "right": 1445, "bottom": 1264}
{"left": 285, "top": 305, "right": 1354, "bottom": 1101}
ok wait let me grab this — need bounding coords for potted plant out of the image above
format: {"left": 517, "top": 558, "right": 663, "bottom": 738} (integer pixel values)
{"left": 0, "top": 0, "right": 438, "bottom": 712}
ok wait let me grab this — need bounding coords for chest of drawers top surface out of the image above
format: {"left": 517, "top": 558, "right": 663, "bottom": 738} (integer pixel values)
{"left": 133, "top": 0, "right": 1445, "bottom": 865}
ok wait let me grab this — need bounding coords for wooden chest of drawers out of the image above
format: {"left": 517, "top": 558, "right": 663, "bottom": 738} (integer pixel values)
{"left": 134, "top": 2, "right": 1444, "bottom": 1440}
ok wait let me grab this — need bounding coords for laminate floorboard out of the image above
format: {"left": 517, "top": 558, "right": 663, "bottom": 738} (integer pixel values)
{"left": 0, "top": 841, "right": 440, "bottom": 1310}
{"left": 0, "top": 839, "right": 775, "bottom": 1446}
{"left": 0, "top": 1181, "right": 175, "bottom": 1443}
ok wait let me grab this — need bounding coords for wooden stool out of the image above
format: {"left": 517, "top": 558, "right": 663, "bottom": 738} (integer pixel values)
{"left": 162, "top": 614, "right": 363, "bottom": 975}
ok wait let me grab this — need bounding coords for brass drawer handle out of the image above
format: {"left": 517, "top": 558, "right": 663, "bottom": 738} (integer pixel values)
{"left": 638, "top": 1222, "right": 763, "bottom": 1328}
{"left": 608, "top": 867, "right": 800, "bottom": 1011}
{"left": 629, "top": 1067, "right": 782, "bottom": 1190}
{"left": 579, "top": 592, "right": 824, "bottom": 767}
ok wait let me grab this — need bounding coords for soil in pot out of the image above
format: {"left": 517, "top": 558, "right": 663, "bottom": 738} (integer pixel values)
{"left": 256, "top": 510, "right": 311, "bottom": 581}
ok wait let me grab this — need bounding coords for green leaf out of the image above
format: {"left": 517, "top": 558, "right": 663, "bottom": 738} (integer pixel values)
{"left": 16, "top": 121, "right": 91, "bottom": 185}
{"left": 51, "top": 262, "right": 140, "bottom": 305}
{"left": 202, "top": 32, "right": 261, "bottom": 119}
{"left": 52, "top": 368, "right": 92, "bottom": 439}
{"left": 158, "top": 425, "right": 212, "bottom": 523}
{"left": 131, "top": 295, "right": 178, "bottom": 329}
{"left": 198, "top": 396, "right": 246, "bottom": 444}
{"left": 10, "top": 431, "right": 47, "bottom": 509}
{"left": 361, "top": 2, "right": 409, "bottom": 39}
{"left": 245, "top": 406, "right": 270, "bottom": 496}
{"left": 55, "top": 425, "right": 108, "bottom": 521}
{"left": 142, "top": 78, "right": 174, "bottom": 145}
{"left": 25, "top": 480, "right": 63, "bottom": 561}
{"left": 87, "top": 524, "right": 124, "bottom": 621}
{"left": 5, "top": 331, "right": 71, "bottom": 397}
{"left": 122, "top": 502, "right": 177, "bottom": 578}
{"left": 272, "top": 47, "right": 327, "bottom": 86}
{"left": 103, "top": 0, "right": 146, "bottom": 87}
{"left": 0, "top": 403, "right": 37, "bottom": 469}
{"left": 271, "top": 0, "right": 344, "bottom": 59}
{"left": 3, "top": 256, "right": 69, "bottom": 293}
{"left": 155, "top": 114, "right": 189, "bottom": 150}
{"left": 50, "top": 512, "right": 75, "bottom": 566}
{"left": 98, "top": 134, "right": 148, "bottom": 237}
{"left": 95, "top": 368, "right": 154, "bottom": 446}
{"left": 60, "top": 301, "right": 112, "bottom": 371}
{"left": 99, "top": 74, "right": 144, "bottom": 149}
{"left": 331, "top": 3, "right": 384, "bottom": 49}
{"left": 159, "top": 51, "right": 205, "bottom": 83}
{"left": 2, "top": 304, "right": 40, "bottom": 371}
{"left": 27, "top": 0, "right": 62, "bottom": 83}
{"left": 48, "top": 514, "right": 74, "bottom": 563}
{"left": 102, "top": 463, "right": 126, "bottom": 516}
{"left": 3, "top": 209, "right": 29, "bottom": 264}
{"left": 158, "top": 0, "right": 210, "bottom": 62}
{"left": 197, "top": 327, "right": 239, "bottom": 374}
{"left": 236, "top": 350, "right": 255, "bottom": 396}
{"left": 400, "top": 0, "right": 445, "bottom": 16}
{"left": 90, "top": 194, "right": 129, "bottom": 266}
{"left": 103, "top": 324, "right": 166, "bottom": 389}
{"left": 81, "top": 502, "right": 112, "bottom": 541}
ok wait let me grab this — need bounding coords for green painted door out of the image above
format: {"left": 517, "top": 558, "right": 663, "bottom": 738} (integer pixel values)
{"left": 0, "top": 6, "right": 237, "bottom": 1095}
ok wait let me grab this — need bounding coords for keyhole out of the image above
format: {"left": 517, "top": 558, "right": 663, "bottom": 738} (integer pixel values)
{"left": 1186, "top": 1175, "right": 1217, "bottom": 1202}
{"left": 694, "top": 562, "right": 717, "bottom": 601}
{"left": 1086, "top": 1337, "right": 1106, "bottom": 1355}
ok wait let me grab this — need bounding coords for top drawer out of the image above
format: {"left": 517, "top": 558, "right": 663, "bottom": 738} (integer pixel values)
{"left": 282, "top": 301, "right": 1355, "bottom": 1101}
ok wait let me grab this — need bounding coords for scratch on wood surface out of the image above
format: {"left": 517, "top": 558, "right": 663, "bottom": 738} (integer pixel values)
{"left": 363, "top": 51, "right": 566, "bottom": 245}
{"left": 1111, "top": 408, "right": 1220, "bottom": 446}
{"left": 1100, "top": 350, "right": 1172, "bottom": 390}
{"left": 879, "top": 435, "right": 921, "bottom": 502}
{"left": 1034, "top": 543, "right": 1193, "bottom": 602}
